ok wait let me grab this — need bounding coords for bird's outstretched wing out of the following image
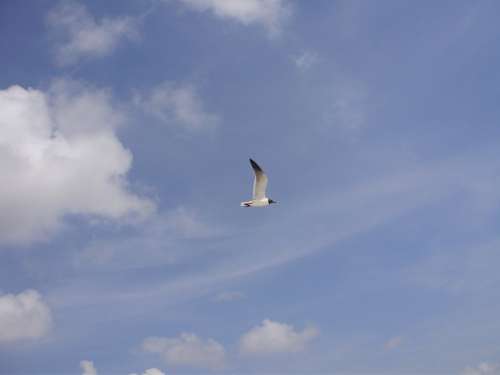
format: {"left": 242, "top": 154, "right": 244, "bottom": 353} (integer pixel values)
{"left": 250, "top": 158, "right": 268, "bottom": 200}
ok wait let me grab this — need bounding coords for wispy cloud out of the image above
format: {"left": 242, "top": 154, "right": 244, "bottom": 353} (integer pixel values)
{"left": 74, "top": 207, "right": 218, "bottom": 272}
{"left": 384, "top": 336, "right": 402, "bottom": 350}
{"left": 462, "top": 362, "right": 500, "bottom": 375}
{"left": 214, "top": 291, "right": 245, "bottom": 302}
{"left": 408, "top": 239, "right": 500, "bottom": 295}
{"left": 293, "top": 51, "right": 320, "bottom": 70}
{"left": 135, "top": 82, "right": 219, "bottom": 132}
{"left": 47, "top": 1, "right": 138, "bottom": 66}
{"left": 325, "top": 80, "right": 367, "bottom": 134}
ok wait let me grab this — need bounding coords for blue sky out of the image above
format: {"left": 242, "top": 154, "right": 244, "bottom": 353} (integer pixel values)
{"left": 1, "top": 0, "right": 500, "bottom": 374}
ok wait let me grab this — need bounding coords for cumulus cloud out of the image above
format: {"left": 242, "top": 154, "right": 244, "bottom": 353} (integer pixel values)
{"left": 135, "top": 82, "right": 219, "bottom": 132}
{"left": 239, "top": 319, "right": 318, "bottom": 355}
{"left": 142, "top": 333, "right": 226, "bottom": 370}
{"left": 462, "top": 362, "right": 500, "bottom": 375}
{"left": 176, "top": 0, "right": 291, "bottom": 35}
{"left": 47, "top": 0, "right": 138, "bottom": 65}
{"left": 0, "top": 290, "right": 52, "bottom": 342}
{"left": 0, "top": 81, "right": 154, "bottom": 245}
{"left": 80, "top": 360, "right": 97, "bottom": 375}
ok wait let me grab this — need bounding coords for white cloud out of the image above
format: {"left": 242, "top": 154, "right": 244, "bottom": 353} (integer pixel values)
{"left": 135, "top": 82, "right": 219, "bottom": 132}
{"left": 47, "top": 0, "right": 138, "bottom": 66}
{"left": 129, "top": 369, "right": 165, "bottom": 375}
{"left": 82, "top": 360, "right": 166, "bottom": 375}
{"left": 0, "top": 81, "right": 154, "bottom": 245}
{"left": 293, "top": 51, "right": 319, "bottom": 70}
{"left": 142, "top": 369, "right": 166, "bottom": 375}
{"left": 384, "top": 336, "right": 402, "bottom": 350}
{"left": 0, "top": 290, "right": 52, "bottom": 342}
{"left": 463, "top": 362, "right": 500, "bottom": 375}
{"left": 214, "top": 291, "right": 245, "bottom": 302}
{"left": 80, "top": 360, "right": 97, "bottom": 375}
{"left": 239, "top": 319, "right": 318, "bottom": 355}
{"left": 142, "top": 333, "right": 226, "bottom": 370}
{"left": 176, "top": 0, "right": 291, "bottom": 35}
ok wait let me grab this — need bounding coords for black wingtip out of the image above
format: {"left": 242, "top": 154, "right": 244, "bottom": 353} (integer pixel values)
{"left": 249, "top": 158, "right": 263, "bottom": 172}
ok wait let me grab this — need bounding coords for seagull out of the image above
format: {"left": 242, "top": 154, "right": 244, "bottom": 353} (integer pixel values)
{"left": 240, "top": 158, "right": 278, "bottom": 207}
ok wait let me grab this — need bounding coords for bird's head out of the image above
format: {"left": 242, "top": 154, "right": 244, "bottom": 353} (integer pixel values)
{"left": 268, "top": 199, "right": 278, "bottom": 204}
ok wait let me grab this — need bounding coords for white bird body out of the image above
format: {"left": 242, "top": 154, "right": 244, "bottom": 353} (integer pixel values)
{"left": 240, "top": 198, "right": 270, "bottom": 207}
{"left": 240, "top": 159, "right": 277, "bottom": 208}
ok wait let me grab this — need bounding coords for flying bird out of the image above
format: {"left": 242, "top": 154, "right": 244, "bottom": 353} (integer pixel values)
{"left": 240, "top": 159, "right": 278, "bottom": 207}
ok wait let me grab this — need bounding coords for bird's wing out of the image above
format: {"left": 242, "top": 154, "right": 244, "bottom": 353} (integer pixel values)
{"left": 250, "top": 159, "right": 268, "bottom": 200}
